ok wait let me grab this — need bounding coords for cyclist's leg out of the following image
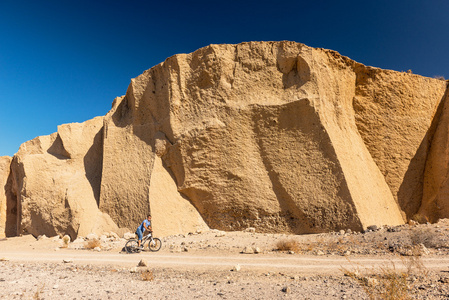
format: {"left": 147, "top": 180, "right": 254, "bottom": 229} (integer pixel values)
{"left": 136, "top": 228, "right": 143, "bottom": 247}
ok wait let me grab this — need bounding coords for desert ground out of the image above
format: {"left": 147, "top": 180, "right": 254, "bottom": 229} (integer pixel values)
{"left": 2, "top": 220, "right": 449, "bottom": 299}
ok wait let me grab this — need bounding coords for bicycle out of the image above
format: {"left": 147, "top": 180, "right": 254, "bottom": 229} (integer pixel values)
{"left": 125, "top": 231, "right": 162, "bottom": 253}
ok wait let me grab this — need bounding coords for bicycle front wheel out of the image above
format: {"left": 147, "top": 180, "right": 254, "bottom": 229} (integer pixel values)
{"left": 125, "top": 239, "right": 139, "bottom": 254}
{"left": 149, "top": 238, "right": 162, "bottom": 252}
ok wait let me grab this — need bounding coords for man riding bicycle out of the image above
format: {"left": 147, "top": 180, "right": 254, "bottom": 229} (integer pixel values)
{"left": 136, "top": 214, "right": 152, "bottom": 249}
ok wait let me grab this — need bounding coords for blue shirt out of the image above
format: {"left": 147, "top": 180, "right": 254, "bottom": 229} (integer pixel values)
{"left": 139, "top": 219, "right": 151, "bottom": 232}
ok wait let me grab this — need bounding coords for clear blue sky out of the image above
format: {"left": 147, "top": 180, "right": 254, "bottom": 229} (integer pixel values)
{"left": 1, "top": 0, "right": 448, "bottom": 156}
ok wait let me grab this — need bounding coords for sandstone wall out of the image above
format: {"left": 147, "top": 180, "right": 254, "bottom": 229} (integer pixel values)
{"left": 98, "top": 96, "right": 155, "bottom": 231}
{"left": 0, "top": 156, "right": 14, "bottom": 238}
{"left": 4, "top": 41, "right": 449, "bottom": 238}
{"left": 10, "top": 117, "right": 118, "bottom": 239}
{"left": 121, "top": 42, "right": 408, "bottom": 233}
{"left": 353, "top": 66, "right": 447, "bottom": 218}
{"left": 98, "top": 95, "right": 209, "bottom": 235}
{"left": 420, "top": 89, "right": 449, "bottom": 222}
{"left": 149, "top": 156, "right": 208, "bottom": 237}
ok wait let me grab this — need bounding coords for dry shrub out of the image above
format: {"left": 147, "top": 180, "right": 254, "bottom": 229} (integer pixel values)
{"left": 84, "top": 238, "right": 101, "bottom": 249}
{"left": 403, "top": 254, "right": 427, "bottom": 276}
{"left": 140, "top": 269, "right": 155, "bottom": 281}
{"left": 312, "top": 236, "right": 356, "bottom": 254}
{"left": 302, "top": 241, "right": 318, "bottom": 252}
{"left": 411, "top": 213, "right": 429, "bottom": 224}
{"left": 409, "top": 228, "right": 442, "bottom": 249}
{"left": 326, "top": 236, "right": 349, "bottom": 253}
{"left": 433, "top": 75, "right": 446, "bottom": 81}
{"left": 342, "top": 255, "right": 426, "bottom": 300}
{"left": 33, "top": 283, "right": 45, "bottom": 300}
{"left": 60, "top": 235, "right": 70, "bottom": 248}
{"left": 276, "top": 239, "right": 301, "bottom": 252}
{"left": 342, "top": 263, "right": 408, "bottom": 299}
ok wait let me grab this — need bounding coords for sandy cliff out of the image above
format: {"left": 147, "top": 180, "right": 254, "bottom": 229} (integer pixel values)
{"left": 0, "top": 156, "right": 14, "bottom": 238}
{"left": 2, "top": 41, "right": 448, "bottom": 238}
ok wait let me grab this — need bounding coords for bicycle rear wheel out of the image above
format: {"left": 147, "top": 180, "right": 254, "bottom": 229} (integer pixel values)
{"left": 125, "top": 239, "right": 139, "bottom": 253}
{"left": 149, "top": 238, "right": 162, "bottom": 252}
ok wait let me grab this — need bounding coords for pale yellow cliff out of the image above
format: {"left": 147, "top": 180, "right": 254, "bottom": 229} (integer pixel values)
{"left": 3, "top": 41, "right": 448, "bottom": 238}
{"left": 0, "top": 156, "right": 13, "bottom": 238}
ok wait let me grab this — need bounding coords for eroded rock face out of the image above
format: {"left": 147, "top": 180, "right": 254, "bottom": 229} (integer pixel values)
{"left": 420, "top": 90, "right": 449, "bottom": 222}
{"left": 98, "top": 96, "right": 208, "bottom": 236}
{"left": 353, "top": 66, "right": 447, "bottom": 219}
{"left": 115, "top": 42, "right": 413, "bottom": 233}
{"left": 10, "top": 117, "right": 118, "bottom": 239}
{"left": 3, "top": 41, "right": 448, "bottom": 238}
{"left": 0, "top": 156, "right": 15, "bottom": 238}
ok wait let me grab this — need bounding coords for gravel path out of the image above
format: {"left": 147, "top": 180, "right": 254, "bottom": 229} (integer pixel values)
{"left": 0, "top": 261, "right": 371, "bottom": 299}
{"left": 2, "top": 221, "right": 449, "bottom": 299}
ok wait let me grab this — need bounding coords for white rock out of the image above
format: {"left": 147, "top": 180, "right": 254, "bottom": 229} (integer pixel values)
{"left": 232, "top": 264, "right": 241, "bottom": 272}
{"left": 68, "top": 243, "right": 84, "bottom": 250}
{"left": 418, "top": 243, "right": 430, "bottom": 255}
{"left": 37, "top": 234, "right": 48, "bottom": 240}
{"left": 316, "top": 250, "right": 325, "bottom": 255}
{"left": 109, "top": 232, "right": 120, "bottom": 240}
{"left": 93, "top": 247, "right": 101, "bottom": 252}
{"left": 73, "top": 237, "right": 85, "bottom": 244}
{"left": 51, "top": 235, "right": 61, "bottom": 241}
{"left": 123, "top": 232, "right": 136, "bottom": 239}
{"left": 215, "top": 231, "right": 226, "bottom": 237}
{"left": 241, "top": 246, "right": 254, "bottom": 254}
{"left": 86, "top": 233, "right": 98, "bottom": 240}
{"left": 245, "top": 227, "right": 256, "bottom": 233}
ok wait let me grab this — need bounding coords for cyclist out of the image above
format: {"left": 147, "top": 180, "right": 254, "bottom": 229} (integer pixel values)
{"left": 136, "top": 214, "right": 152, "bottom": 249}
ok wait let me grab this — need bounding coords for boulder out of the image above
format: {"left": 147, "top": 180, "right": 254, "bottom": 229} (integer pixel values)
{"left": 123, "top": 232, "right": 136, "bottom": 240}
{"left": 138, "top": 259, "right": 149, "bottom": 267}
{"left": 241, "top": 246, "right": 255, "bottom": 254}
{"left": 86, "top": 233, "right": 99, "bottom": 240}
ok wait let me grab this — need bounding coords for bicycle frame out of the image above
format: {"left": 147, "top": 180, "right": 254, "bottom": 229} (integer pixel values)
{"left": 141, "top": 232, "right": 156, "bottom": 247}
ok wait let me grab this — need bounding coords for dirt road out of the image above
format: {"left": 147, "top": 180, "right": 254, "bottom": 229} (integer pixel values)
{"left": 2, "top": 225, "right": 449, "bottom": 299}
{"left": 2, "top": 249, "right": 449, "bottom": 274}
